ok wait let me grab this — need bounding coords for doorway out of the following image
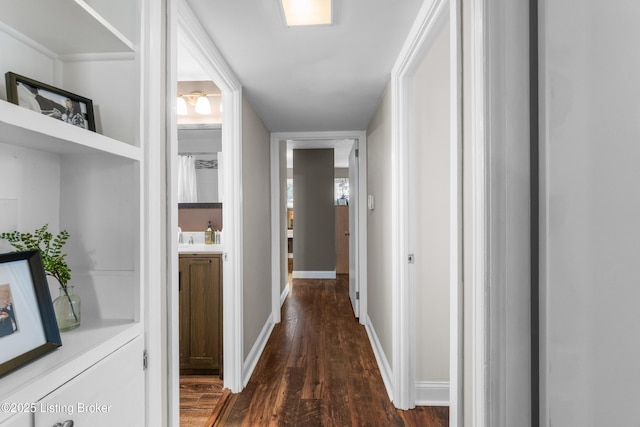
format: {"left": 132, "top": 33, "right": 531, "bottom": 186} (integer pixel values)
{"left": 270, "top": 132, "right": 368, "bottom": 325}
{"left": 389, "top": 0, "right": 464, "bottom": 422}
{"left": 169, "top": 3, "right": 245, "bottom": 426}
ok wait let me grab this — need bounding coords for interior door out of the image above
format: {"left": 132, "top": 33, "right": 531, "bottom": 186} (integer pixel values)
{"left": 335, "top": 206, "right": 349, "bottom": 274}
{"left": 348, "top": 141, "right": 359, "bottom": 317}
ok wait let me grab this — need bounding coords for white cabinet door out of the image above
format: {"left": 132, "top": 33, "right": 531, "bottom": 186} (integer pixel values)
{"left": 35, "top": 336, "right": 143, "bottom": 427}
{"left": 0, "top": 412, "right": 31, "bottom": 427}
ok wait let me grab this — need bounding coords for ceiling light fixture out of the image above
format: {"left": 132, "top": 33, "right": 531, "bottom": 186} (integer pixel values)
{"left": 281, "top": 0, "right": 332, "bottom": 26}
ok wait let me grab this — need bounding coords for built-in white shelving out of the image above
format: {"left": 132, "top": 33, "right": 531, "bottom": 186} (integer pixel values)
{"left": 1, "top": 319, "right": 142, "bottom": 408}
{"left": 0, "top": 0, "right": 134, "bottom": 55}
{"left": 0, "top": 0, "right": 146, "bottom": 423}
{"left": 0, "top": 100, "right": 141, "bottom": 160}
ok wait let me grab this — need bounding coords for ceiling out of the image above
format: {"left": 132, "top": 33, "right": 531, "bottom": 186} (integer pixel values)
{"left": 182, "top": 0, "right": 424, "bottom": 133}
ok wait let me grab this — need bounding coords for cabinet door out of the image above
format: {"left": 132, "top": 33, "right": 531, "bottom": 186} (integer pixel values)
{"left": 179, "top": 255, "right": 222, "bottom": 372}
{"left": 35, "top": 336, "right": 144, "bottom": 427}
{"left": 0, "top": 412, "right": 30, "bottom": 427}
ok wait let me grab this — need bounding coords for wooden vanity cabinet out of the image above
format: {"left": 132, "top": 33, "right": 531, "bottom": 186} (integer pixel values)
{"left": 179, "top": 254, "right": 222, "bottom": 374}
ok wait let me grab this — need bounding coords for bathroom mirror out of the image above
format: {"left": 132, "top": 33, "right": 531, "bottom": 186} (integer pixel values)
{"left": 177, "top": 124, "right": 222, "bottom": 203}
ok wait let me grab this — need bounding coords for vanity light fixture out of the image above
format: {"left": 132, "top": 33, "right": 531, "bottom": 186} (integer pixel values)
{"left": 177, "top": 92, "right": 221, "bottom": 115}
{"left": 177, "top": 96, "right": 188, "bottom": 115}
{"left": 280, "top": 0, "right": 332, "bottom": 26}
{"left": 195, "top": 95, "right": 211, "bottom": 114}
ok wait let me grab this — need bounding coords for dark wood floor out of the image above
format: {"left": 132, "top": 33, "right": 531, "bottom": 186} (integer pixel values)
{"left": 210, "top": 275, "right": 448, "bottom": 426}
{"left": 180, "top": 375, "right": 224, "bottom": 426}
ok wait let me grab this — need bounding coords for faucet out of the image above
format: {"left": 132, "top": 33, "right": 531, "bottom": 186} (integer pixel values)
{"left": 188, "top": 234, "right": 194, "bottom": 245}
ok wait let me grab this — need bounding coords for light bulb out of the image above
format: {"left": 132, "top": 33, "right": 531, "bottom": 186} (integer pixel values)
{"left": 195, "top": 96, "right": 211, "bottom": 114}
{"left": 177, "top": 96, "right": 187, "bottom": 115}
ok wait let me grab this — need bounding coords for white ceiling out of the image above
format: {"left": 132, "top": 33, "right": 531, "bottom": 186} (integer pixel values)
{"left": 183, "top": 0, "right": 424, "bottom": 133}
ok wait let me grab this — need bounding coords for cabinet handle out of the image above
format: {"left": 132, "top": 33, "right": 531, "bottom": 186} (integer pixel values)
{"left": 53, "top": 421, "right": 74, "bottom": 427}
{"left": 179, "top": 271, "right": 182, "bottom": 291}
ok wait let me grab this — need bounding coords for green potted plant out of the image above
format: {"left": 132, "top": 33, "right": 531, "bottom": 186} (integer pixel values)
{"left": 0, "top": 224, "right": 80, "bottom": 331}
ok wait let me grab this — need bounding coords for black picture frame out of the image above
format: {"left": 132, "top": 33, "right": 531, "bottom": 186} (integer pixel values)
{"left": 0, "top": 250, "right": 62, "bottom": 377}
{"left": 5, "top": 71, "right": 96, "bottom": 132}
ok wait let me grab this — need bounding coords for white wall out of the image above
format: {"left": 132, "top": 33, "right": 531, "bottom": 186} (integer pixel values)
{"left": 0, "top": 144, "right": 61, "bottom": 253}
{"left": 242, "top": 95, "right": 272, "bottom": 360}
{"left": 411, "top": 22, "right": 450, "bottom": 383}
{"left": 540, "top": 1, "right": 640, "bottom": 425}
{"left": 366, "top": 85, "right": 394, "bottom": 368}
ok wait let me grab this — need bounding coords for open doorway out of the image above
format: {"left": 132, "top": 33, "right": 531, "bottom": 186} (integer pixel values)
{"left": 169, "top": 3, "right": 245, "bottom": 426}
{"left": 270, "top": 132, "right": 367, "bottom": 325}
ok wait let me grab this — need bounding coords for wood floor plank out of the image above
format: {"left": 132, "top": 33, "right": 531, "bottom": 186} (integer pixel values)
{"left": 180, "top": 375, "right": 224, "bottom": 427}
{"left": 210, "top": 275, "right": 449, "bottom": 427}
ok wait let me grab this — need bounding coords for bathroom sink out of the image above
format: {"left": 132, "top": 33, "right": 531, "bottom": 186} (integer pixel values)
{"left": 178, "top": 243, "right": 224, "bottom": 253}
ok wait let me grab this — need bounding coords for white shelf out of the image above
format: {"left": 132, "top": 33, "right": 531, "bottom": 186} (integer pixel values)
{"left": 0, "top": 318, "right": 142, "bottom": 423}
{"left": 0, "top": 0, "right": 134, "bottom": 55}
{"left": 0, "top": 100, "right": 141, "bottom": 161}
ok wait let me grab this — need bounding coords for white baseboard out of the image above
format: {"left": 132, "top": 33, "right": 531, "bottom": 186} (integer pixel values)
{"left": 292, "top": 270, "right": 336, "bottom": 279}
{"left": 415, "top": 381, "right": 450, "bottom": 406}
{"left": 280, "top": 282, "right": 290, "bottom": 306}
{"left": 365, "top": 315, "right": 394, "bottom": 402}
{"left": 242, "top": 313, "right": 275, "bottom": 386}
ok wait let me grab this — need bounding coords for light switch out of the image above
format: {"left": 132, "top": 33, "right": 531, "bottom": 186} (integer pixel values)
{"left": 367, "top": 195, "right": 374, "bottom": 210}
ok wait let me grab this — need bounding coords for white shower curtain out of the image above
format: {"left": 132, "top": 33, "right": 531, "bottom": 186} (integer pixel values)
{"left": 178, "top": 155, "right": 198, "bottom": 202}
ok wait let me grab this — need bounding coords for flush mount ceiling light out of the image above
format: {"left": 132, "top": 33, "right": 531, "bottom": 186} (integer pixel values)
{"left": 280, "top": 0, "right": 332, "bottom": 26}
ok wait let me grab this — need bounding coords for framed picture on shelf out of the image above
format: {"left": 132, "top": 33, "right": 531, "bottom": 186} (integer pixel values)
{"left": 5, "top": 71, "right": 96, "bottom": 132}
{"left": 0, "top": 250, "right": 62, "bottom": 377}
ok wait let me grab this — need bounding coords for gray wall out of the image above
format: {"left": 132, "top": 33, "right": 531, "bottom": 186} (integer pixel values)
{"left": 292, "top": 149, "right": 335, "bottom": 272}
{"left": 541, "top": 0, "right": 640, "bottom": 425}
{"left": 242, "top": 96, "right": 272, "bottom": 360}
{"left": 366, "top": 85, "right": 394, "bottom": 367}
{"left": 411, "top": 22, "right": 450, "bottom": 383}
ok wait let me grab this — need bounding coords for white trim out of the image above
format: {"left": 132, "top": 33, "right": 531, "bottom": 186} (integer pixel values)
{"left": 449, "top": 1, "right": 464, "bottom": 426}
{"left": 175, "top": 0, "right": 244, "bottom": 396}
{"left": 142, "top": 0, "right": 167, "bottom": 425}
{"left": 389, "top": 0, "right": 451, "bottom": 412}
{"left": 280, "top": 281, "right": 290, "bottom": 306}
{"left": 415, "top": 381, "right": 451, "bottom": 406}
{"left": 292, "top": 270, "right": 336, "bottom": 279}
{"left": 270, "top": 133, "right": 282, "bottom": 323}
{"left": 470, "top": 0, "right": 488, "bottom": 426}
{"left": 365, "top": 316, "right": 394, "bottom": 401}
{"left": 242, "top": 314, "right": 275, "bottom": 387}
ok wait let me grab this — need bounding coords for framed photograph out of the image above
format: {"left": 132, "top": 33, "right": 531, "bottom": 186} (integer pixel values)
{"left": 0, "top": 250, "right": 62, "bottom": 377}
{"left": 5, "top": 71, "right": 96, "bottom": 132}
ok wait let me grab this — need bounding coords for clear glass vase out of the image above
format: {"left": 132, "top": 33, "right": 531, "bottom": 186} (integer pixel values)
{"left": 53, "top": 286, "right": 81, "bottom": 332}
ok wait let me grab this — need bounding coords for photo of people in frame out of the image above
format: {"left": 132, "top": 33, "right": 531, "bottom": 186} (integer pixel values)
{"left": 15, "top": 80, "right": 88, "bottom": 130}
{"left": 0, "top": 284, "right": 18, "bottom": 338}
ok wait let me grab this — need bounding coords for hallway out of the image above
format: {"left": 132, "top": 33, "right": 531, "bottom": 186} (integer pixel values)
{"left": 210, "top": 276, "right": 448, "bottom": 426}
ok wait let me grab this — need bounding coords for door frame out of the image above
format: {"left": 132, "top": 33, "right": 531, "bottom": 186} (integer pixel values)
{"left": 348, "top": 141, "right": 360, "bottom": 317}
{"left": 168, "top": 3, "right": 245, "bottom": 425}
{"left": 270, "top": 131, "right": 368, "bottom": 325}
{"left": 389, "top": 0, "right": 482, "bottom": 425}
